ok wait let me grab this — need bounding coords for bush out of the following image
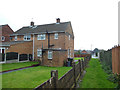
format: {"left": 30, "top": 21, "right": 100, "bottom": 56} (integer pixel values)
{"left": 107, "top": 73, "right": 119, "bottom": 83}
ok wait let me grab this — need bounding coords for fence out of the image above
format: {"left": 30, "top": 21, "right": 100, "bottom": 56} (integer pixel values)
{"left": 100, "top": 49, "right": 112, "bottom": 70}
{"left": 74, "top": 54, "right": 91, "bottom": 58}
{"left": 34, "top": 56, "right": 91, "bottom": 89}
{"left": 112, "top": 45, "right": 120, "bottom": 74}
{"left": 0, "top": 52, "right": 33, "bottom": 63}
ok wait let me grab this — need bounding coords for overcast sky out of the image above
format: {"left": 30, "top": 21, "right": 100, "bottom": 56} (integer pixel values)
{"left": 0, "top": 0, "right": 119, "bottom": 50}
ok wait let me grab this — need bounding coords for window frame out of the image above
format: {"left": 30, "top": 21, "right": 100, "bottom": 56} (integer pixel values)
{"left": 48, "top": 51, "right": 53, "bottom": 59}
{"left": 37, "top": 49, "right": 42, "bottom": 57}
{"left": 24, "top": 35, "right": 31, "bottom": 41}
{"left": 15, "top": 36, "right": 17, "bottom": 41}
{"left": 69, "top": 35, "right": 70, "bottom": 40}
{"left": 1, "top": 36, "right": 5, "bottom": 41}
{"left": 37, "top": 34, "right": 46, "bottom": 40}
{"left": 54, "top": 33, "right": 58, "bottom": 39}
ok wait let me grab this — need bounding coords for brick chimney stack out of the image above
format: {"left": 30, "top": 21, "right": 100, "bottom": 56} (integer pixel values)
{"left": 30, "top": 21, "right": 34, "bottom": 27}
{"left": 56, "top": 18, "right": 60, "bottom": 23}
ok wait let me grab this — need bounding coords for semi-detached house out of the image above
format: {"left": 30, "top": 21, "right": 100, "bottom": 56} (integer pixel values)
{"left": 4, "top": 19, "right": 74, "bottom": 66}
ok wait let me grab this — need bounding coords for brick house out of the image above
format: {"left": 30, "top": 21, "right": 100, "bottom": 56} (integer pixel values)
{"left": 0, "top": 24, "right": 14, "bottom": 54}
{"left": 4, "top": 19, "right": 74, "bottom": 66}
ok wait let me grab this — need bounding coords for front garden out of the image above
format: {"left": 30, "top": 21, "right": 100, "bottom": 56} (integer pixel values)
{"left": 2, "top": 65, "right": 72, "bottom": 88}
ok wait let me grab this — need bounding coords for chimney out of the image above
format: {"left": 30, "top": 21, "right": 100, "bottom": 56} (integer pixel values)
{"left": 56, "top": 18, "right": 60, "bottom": 23}
{"left": 30, "top": 21, "right": 34, "bottom": 27}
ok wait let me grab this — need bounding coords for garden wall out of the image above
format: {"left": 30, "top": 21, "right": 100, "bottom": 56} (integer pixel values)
{"left": 34, "top": 56, "right": 91, "bottom": 89}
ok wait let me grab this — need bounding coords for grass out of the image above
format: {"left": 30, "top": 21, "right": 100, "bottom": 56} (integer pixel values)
{"left": 80, "top": 58, "right": 117, "bottom": 88}
{"left": 74, "top": 57, "right": 84, "bottom": 61}
{"left": 0, "top": 61, "right": 39, "bottom": 72}
{"left": 2, "top": 66, "right": 72, "bottom": 88}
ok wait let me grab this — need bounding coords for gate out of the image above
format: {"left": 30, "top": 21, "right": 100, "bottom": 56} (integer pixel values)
{"left": 19, "top": 54, "right": 28, "bottom": 61}
{"left": 6, "top": 52, "right": 18, "bottom": 60}
{"left": 0, "top": 53, "right": 5, "bottom": 62}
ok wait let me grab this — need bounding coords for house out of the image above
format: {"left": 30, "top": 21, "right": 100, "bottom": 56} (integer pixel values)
{"left": 3, "top": 18, "right": 74, "bottom": 66}
{"left": 0, "top": 24, "right": 14, "bottom": 54}
{"left": 91, "top": 48, "right": 100, "bottom": 58}
{"left": 81, "top": 50, "right": 87, "bottom": 54}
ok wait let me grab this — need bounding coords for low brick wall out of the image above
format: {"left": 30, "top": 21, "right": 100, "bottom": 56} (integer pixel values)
{"left": 34, "top": 56, "right": 91, "bottom": 89}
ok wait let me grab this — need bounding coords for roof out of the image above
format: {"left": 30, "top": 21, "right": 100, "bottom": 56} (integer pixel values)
{"left": 12, "top": 22, "right": 71, "bottom": 35}
{"left": 0, "top": 41, "right": 32, "bottom": 46}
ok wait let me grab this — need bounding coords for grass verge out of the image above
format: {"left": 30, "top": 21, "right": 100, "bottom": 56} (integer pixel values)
{"left": 80, "top": 58, "right": 117, "bottom": 88}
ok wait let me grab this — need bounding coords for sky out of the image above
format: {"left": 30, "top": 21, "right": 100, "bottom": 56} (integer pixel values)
{"left": 0, "top": 0, "right": 119, "bottom": 50}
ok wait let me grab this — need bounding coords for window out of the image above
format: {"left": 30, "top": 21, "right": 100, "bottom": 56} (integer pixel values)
{"left": 15, "top": 36, "right": 17, "bottom": 41}
{"left": 1, "top": 36, "right": 5, "bottom": 41}
{"left": 24, "top": 35, "right": 31, "bottom": 41}
{"left": 10, "top": 37, "right": 12, "bottom": 41}
{"left": 54, "top": 33, "right": 58, "bottom": 39}
{"left": 68, "top": 49, "right": 71, "bottom": 58}
{"left": 69, "top": 35, "right": 70, "bottom": 40}
{"left": 37, "top": 34, "right": 46, "bottom": 40}
{"left": 48, "top": 51, "right": 52, "bottom": 59}
{"left": 37, "top": 49, "right": 42, "bottom": 57}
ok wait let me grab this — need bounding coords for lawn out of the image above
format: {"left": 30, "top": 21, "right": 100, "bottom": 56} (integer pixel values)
{"left": 0, "top": 61, "right": 39, "bottom": 72}
{"left": 80, "top": 58, "right": 117, "bottom": 88}
{"left": 74, "top": 57, "right": 84, "bottom": 61}
{"left": 2, "top": 66, "right": 72, "bottom": 88}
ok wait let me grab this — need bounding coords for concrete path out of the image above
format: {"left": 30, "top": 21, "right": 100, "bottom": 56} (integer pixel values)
{"left": 0, "top": 64, "right": 39, "bottom": 75}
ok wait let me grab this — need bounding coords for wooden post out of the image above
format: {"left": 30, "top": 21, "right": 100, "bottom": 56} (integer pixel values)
{"left": 4, "top": 53, "right": 6, "bottom": 63}
{"left": 72, "top": 62, "right": 76, "bottom": 87}
{"left": 51, "top": 70, "right": 58, "bottom": 88}
{"left": 18, "top": 54, "right": 19, "bottom": 62}
{"left": 78, "top": 59, "right": 81, "bottom": 76}
{"left": 81, "top": 59, "right": 84, "bottom": 70}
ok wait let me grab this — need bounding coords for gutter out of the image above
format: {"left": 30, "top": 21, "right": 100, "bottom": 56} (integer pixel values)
{"left": 33, "top": 34, "right": 35, "bottom": 60}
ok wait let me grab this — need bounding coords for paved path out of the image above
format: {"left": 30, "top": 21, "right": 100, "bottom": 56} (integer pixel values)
{"left": 0, "top": 64, "right": 39, "bottom": 75}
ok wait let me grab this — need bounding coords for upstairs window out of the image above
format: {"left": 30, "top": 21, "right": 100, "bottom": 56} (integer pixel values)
{"left": 37, "top": 34, "right": 46, "bottom": 40}
{"left": 48, "top": 51, "right": 53, "bottom": 59}
{"left": 24, "top": 35, "right": 31, "bottom": 41}
{"left": 54, "top": 33, "right": 58, "bottom": 39}
{"left": 1, "top": 36, "right": 5, "bottom": 41}
{"left": 10, "top": 37, "right": 13, "bottom": 41}
{"left": 15, "top": 36, "right": 17, "bottom": 41}
{"left": 37, "top": 49, "right": 42, "bottom": 57}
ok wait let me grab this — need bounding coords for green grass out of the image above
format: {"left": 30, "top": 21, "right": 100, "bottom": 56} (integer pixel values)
{"left": 80, "top": 58, "right": 117, "bottom": 88}
{"left": 0, "top": 61, "right": 39, "bottom": 72}
{"left": 2, "top": 66, "right": 72, "bottom": 88}
{"left": 74, "top": 57, "right": 84, "bottom": 61}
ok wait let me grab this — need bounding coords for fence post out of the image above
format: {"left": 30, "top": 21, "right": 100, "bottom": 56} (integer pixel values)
{"left": 81, "top": 59, "right": 84, "bottom": 70}
{"left": 78, "top": 59, "right": 81, "bottom": 76}
{"left": 4, "top": 53, "right": 6, "bottom": 63}
{"left": 51, "top": 70, "right": 58, "bottom": 88}
{"left": 18, "top": 54, "right": 19, "bottom": 62}
{"left": 72, "top": 62, "right": 76, "bottom": 87}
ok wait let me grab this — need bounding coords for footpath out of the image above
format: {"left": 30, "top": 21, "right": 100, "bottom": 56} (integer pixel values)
{"left": 77, "top": 58, "right": 117, "bottom": 88}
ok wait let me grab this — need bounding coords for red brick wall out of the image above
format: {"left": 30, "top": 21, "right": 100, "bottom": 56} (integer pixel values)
{"left": 0, "top": 25, "right": 14, "bottom": 42}
{"left": 42, "top": 50, "right": 67, "bottom": 67}
{"left": 6, "top": 41, "right": 33, "bottom": 54}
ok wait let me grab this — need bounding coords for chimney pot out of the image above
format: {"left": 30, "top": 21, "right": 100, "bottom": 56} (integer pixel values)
{"left": 56, "top": 18, "right": 60, "bottom": 23}
{"left": 30, "top": 21, "right": 34, "bottom": 27}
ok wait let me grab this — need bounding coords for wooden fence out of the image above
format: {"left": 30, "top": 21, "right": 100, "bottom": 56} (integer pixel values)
{"left": 74, "top": 54, "right": 91, "bottom": 58}
{"left": 34, "top": 56, "right": 91, "bottom": 89}
{"left": 100, "top": 49, "right": 112, "bottom": 70}
{"left": 112, "top": 45, "right": 120, "bottom": 74}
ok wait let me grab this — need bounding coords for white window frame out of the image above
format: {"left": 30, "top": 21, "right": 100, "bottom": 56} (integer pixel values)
{"left": 37, "top": 34, "right": 46, "bottom": 40}
{"left": 1, "top": 36, "right": 5, "bottom": 41}
{"left": 37, "top": 49, "right": 42, "bottom": 57}
{"left": 54, "top": 33, "right": 58, "bottom": 39}
{"left": 24, "top": 35, "right": 31, "bottom": 41}
{"left": 15, "top": 36, "right": 17, "bottom": 41}
{"left": 69, "top": 35, "right": 70, "bottom": 40}
{"left": 48, "top": 51, "right": 53, "bottom": 59}
{"left": 68, "top": 49, "right": 71, "bottom": 58}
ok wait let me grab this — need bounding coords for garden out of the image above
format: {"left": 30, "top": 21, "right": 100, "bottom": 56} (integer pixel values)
{"left": 1, "top": 62, "right": 72, "bottom": 88}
